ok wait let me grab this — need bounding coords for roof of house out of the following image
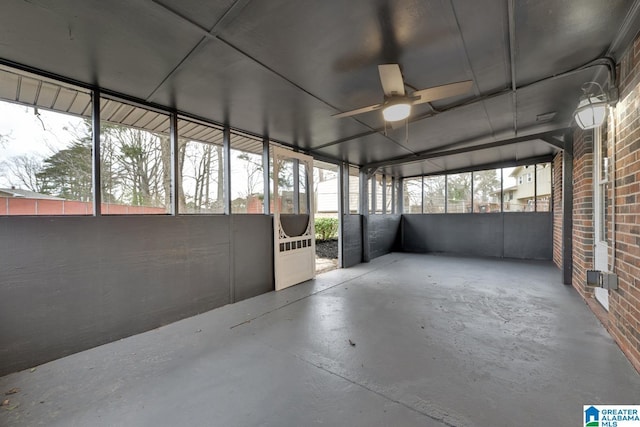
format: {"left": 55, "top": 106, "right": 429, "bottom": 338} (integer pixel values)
{"left": 0, "top": 188, "right": 65, "bottom": 200}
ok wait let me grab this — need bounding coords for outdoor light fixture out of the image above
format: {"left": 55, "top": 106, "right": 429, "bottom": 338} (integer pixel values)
{"left": 574, "top": 82, "right": 608, "bottom": 130}
{"left": 382, "top": 101, "right": 411, "bottom": 122}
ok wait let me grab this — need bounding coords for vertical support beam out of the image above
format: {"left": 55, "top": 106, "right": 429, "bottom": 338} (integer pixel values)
{"left": 562, "top": 132, "right": 574, "bottom": 285}
{"left": 360, "top": 169, "right": 370, "bottom": 262}
{"left": 170, "top": 112, "right": 179, "bottom": 215}
{"left": 91, "top": 89, "right": 101, "bottom": 216}
{"left": 293, "top": 158, "right": 300, "bottom": 214}
{"left": 223, "top": 126, "right": 231, "bottom": 215}
{"left": 338, "top": 162, "right": 347, "bottom": 268}
{"left": 262, "top": 137, "right": 270, "bottom": 214}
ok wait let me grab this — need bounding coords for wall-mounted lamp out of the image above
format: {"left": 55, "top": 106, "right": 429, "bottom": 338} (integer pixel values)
{"left": 574, "top": 82, "right": 608, "bottom": 130}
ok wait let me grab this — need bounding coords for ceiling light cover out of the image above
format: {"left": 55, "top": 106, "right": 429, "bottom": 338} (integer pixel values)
{"left": 382, "top": 103, "right": 411, "bottom": 121}
{"left": 574, "top": 96, "right": 606, "bottom": 130}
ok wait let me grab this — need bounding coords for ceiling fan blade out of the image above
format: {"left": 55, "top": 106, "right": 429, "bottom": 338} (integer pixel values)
{"left": 332, "top": 103, "right": 382, "bottom": 119}
{"left": 411, "top": 80, "right": 473, "bottom": 105}
{"left": 378, "top": 64, "right": 405, "bottom": 96}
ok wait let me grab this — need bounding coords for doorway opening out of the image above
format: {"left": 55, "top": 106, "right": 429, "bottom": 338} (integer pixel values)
{"left": 314, "top": 160, "right": 340, "bottom": 274}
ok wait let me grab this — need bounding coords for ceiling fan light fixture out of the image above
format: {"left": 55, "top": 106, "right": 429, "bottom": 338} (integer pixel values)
{"left": 382, "top": 102, "right": 411, "bottom": 122}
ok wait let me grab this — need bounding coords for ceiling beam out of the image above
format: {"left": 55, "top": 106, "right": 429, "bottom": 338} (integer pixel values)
{"left": 541, "top": 135, "right": 566, "bottom": 151}
{"left": 363, "top": 129, "right": 565, "bottom": 169}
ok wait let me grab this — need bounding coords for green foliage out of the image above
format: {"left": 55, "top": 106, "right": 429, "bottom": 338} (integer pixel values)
{"left": 315, "top": 217, "right": 338, "bottom": 241}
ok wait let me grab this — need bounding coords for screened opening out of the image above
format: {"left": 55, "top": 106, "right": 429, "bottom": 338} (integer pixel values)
{"left": 446, "top": 172, "right": 471, "bottom": 213}
{"left": 473, "top": 169, "right": 501, "bottom": 213}
{"left": 230, "top": 131, "right": 263, "bottom": 214}
{"left": 423, "top": 175, "right": 445, "bottom": 213}
{"left": 100, "top": 98, "right": 171, "bottom": 214}
{"left": 0, "top": 66, "right": 94, "bottom": 215}
{"left": 403, "top": 177, "right": 422, "bottom": 213}
{"left": 177, "top": 118, "right": 224, "bottom": 214}
{"left": 348, "top": 166, "right": 360, "bottom": 214}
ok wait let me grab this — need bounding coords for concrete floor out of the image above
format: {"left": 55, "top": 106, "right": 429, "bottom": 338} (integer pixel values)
{"left": 1, "top": 253, "right": 639, "bottom": 426}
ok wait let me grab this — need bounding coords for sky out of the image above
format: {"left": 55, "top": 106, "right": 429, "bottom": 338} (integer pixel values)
{"left": 0, "top": 102, "right": 80, "bottom": 188}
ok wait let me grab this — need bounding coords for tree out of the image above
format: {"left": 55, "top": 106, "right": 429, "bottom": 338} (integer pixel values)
{"left": 101, "top": 125, "right": 169, "bottom": 208}
{"left": 37, "top": 139, "right": 92, "bottom": 201}
{"left": 0, "top": 154, "right": 47, "bottom": 192}
{"left": 423, "top": 176, "right": 445, "bottom": 213}
{"left": 473, "top": 170, "right": 500, "bottom": 203}
{"left": 180, "top": 140, "right": 224, "bottom": 213}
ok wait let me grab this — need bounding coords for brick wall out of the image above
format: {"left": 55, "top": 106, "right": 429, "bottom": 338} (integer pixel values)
{"left": 569, "top": 33, "right": 640, "bottom": 373}
{"left": 571, "top": 128, "right": 595, "bottom": 300}
{"left": 552, "top": 152, "right": 563, "bottom": 269}
{"left": 606, "top": 34, "right": 640, "bottom": 373}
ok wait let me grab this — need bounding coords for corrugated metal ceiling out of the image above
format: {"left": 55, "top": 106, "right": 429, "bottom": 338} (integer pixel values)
{"left": 0, "top": 1, "right": 637, "bottom": 176}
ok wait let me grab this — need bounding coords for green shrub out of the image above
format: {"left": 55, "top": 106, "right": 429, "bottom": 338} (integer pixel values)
{"left": 315, "top": 217, "right": 338, "bottom": 240}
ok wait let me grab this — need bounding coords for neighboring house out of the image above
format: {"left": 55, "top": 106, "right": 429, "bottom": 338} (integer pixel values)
{"left": 316, "top": 177, "right": 339, "bottom": 214}
{"left": 0, "top": 187, "right": 64, "bottom": 200}
{"left": 502, "top": 164, "right": 551, "bottom": 212}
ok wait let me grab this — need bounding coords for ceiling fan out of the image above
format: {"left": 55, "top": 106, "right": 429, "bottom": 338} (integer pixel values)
{"left": 332, "top": 64, "right": 473, "bottom": 124}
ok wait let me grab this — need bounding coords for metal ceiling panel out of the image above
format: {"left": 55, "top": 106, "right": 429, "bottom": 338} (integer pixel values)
{"left": 0, "top": 65, "right": 92, "bottom": 117}
{"left": 313, "top": 133, "right": 416, "bottom": 166}
{"left": 218, "top": 0, "right": 470, "bottom": 118}
{"left": 450, "top": 0, "right": 510, "bottom": 94}
{"left": 0, "top": 0, "right": 637, "bottom": 177}
{"left": 400, "top": 102, "right": 496, "bottom": 153}
{"left": 151, "top": 0, "right": 238, "bottom": 31}
{"left": 514, "top": 0, "right": 630, "bottom": 85}
{"left": 0, "top": 0, "right": 204, "bottom": 100}
{"left": 230, "top": 131, "right": 263, "bottom": 154}
{"left": 515, "top": 68, "right": 603, "bottom": 131}
{"left": 148, "top": 38, "right": 374, "bottom": 149}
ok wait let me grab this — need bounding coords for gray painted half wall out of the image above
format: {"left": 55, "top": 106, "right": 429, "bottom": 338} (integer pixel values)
{"left": 369, "top": 215, "right": 401, "bottom": 260}
{"left": 342, "top": 215, "right": 362, "bottom": 268}
{"left": 401, "top": 212, "right": 552, "bottom": 260}
{"left": 0, "top": 215, "right": 273, "bottom": 376}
